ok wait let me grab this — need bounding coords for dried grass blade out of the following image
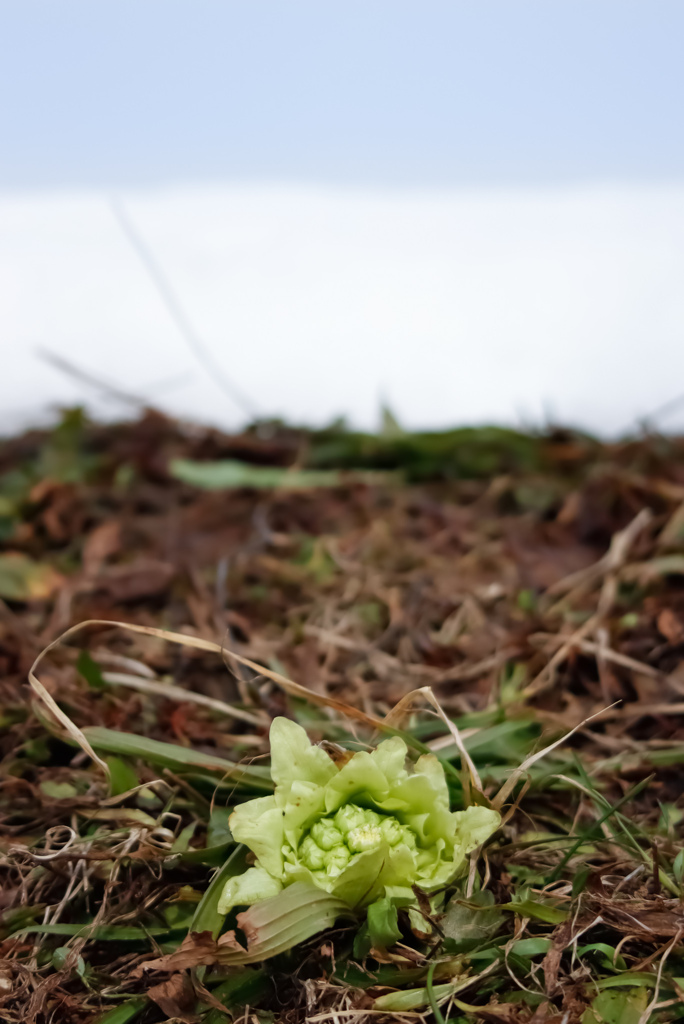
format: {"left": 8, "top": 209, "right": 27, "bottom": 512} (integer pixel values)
{"left": 383, "top": 685, "right": 483, "bottom": 794}
{"left": 492, "top": 703, "right": 617, "bottom": 810}
{"left": 99, "top": 671, "right": 266, "bottom": 727}
{"left": 29, "top": 638, "right": 109, "bottom": 776}
{"left": 30, "top": 618, "right": 389, "bottom": 761}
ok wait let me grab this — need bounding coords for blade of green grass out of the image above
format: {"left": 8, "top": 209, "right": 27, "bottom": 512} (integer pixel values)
{"left": 91, "top": 997, "right": 148, "bottom": 1024}
{"left": 16, "top": 923, "right": 172, "bottom": 940}
{"left": 501, "top": 900, "right": 568, "bottom": 925}
{"left": 202, "top": 969, "right": 270, "bottom": 1024}
{"left": 81, "top": 727, "right": 273, "bottom": 791}
{"left": 170, "top": 458, "right": 391, "bottom": 490}
{"left": 550, "top": 774, "right": 655, "bottom": 881}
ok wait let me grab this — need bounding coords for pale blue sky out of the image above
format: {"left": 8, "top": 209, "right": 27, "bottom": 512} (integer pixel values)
{"left": 1, "top": 0, "right": 683, "bottom": 189}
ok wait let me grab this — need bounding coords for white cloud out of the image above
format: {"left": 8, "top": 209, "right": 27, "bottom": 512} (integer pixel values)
{"left": 1, "top": 181, "right": 684, "bottom": 436}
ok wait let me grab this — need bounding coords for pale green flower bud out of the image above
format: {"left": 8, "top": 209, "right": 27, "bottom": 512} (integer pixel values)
{"left": 347, "top": 822, "right": 384, "bottom": 853}
{"left": 324, "top": 844, "right": 351, "bottom": 877}
{"left": 299, "top": 834, "right": 326, "bottom": 871}
{"left": 346, "top": 813, "right": 417, "bottom": 852}
{"left": 379, "top": 816, "right": 415, "bottom": 848}
{"left": 311, "top": 818, "right": 344, "bottom": 850}
{"left": 334, "top": 804, "right": 380, "bottom": 836}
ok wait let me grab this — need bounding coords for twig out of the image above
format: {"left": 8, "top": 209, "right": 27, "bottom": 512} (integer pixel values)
{"left": 99, "top": 671, "right": 267, "bottom": 727}
{"left": 523, "top": 614, "right": 599, "bottom": 698}
{"left": 530, "top": 632, "right": 664, "bottom": 680}
{"left": 110, "top": 197, "right": 258, "bottom": 420}
{"left": 526, "top": 509, "right": 652, "bottom": 697}
{"left": 37, "top": 348, "right": 146, "bottom": 407}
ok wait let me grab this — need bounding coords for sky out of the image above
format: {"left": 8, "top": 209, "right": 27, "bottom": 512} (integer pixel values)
{"left": 1, "top": 2, "right": 684, "bottom": 436}
{"left": 2, "top": 0, "right": 683, "bottom": 189}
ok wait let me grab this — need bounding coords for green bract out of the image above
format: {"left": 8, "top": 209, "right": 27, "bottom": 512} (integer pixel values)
{"left": 218, "top": 718, "right": 499, "bottom": 919}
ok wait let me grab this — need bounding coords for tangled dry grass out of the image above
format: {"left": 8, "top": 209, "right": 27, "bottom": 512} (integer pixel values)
{"left": 2, "top": 411, "right": 684, "bottom": 1021}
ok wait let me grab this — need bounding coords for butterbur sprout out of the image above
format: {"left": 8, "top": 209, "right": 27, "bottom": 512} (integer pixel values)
{"left": 219, "top": 717, "right": 499, "bottom": 937}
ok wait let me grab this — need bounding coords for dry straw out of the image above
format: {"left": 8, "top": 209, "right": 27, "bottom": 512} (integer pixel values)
{"left": 29, "top": 618, "right": 614, "bottom": 810}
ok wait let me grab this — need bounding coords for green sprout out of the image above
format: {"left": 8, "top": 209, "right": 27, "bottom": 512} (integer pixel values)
{"left": 218, "top": 718, "right": 499, "bottom": 933}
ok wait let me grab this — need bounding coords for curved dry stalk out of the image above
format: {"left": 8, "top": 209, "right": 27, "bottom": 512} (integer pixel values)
{"left": 491, "top": 703, "right": 617, "bottom": 811}
{"left": 28, "top": 640, "right": 110, "bottom": 776}
{"left": 28, "top": 618, "right": 391, "bottom": 779}
{"left": 383, "top": 685, "right": 483, "bottom": 794}
{"left": 99, "top": 671, "right": 267, "bottom": 727}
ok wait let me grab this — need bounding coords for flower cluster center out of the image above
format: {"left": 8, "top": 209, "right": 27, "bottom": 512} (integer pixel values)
{"left": 298, "top": 803, "right": 417, "bottom": 878}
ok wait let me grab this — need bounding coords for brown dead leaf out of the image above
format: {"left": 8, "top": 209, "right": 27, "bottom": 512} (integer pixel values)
{"left": 593, "top": 895, "right": 684, "bottom": 939}
{"left": 541, "top": 920, "right": 574, "bottom": 996}
{"left": 82, "top": 519, "right": 122, "bottom": 575}
{"left": 320, "top": 742, "right": 355, "bottom": 768}
{"left": 95, "top": 559, "right": 175, "bottom": 602}
{"left": 135, "top": 930, "right": 245, "bottom": 975}
{"left": 530, "top": 1009, "right": 570, "bottom": 1024}
{"left": 147, "top": 972, "right": 198, "bottom": 1023}
{"left": 659, "top": 500, "right": 684, "bottom": 549}
{"left": 29, "top": 478, "right": 59, "bottom": 505}
{"left": 657, "top": 607, "right": 684, "bottom": 644}
{"left": 467, "top": 1001, "right": 519, "bottom": 1022}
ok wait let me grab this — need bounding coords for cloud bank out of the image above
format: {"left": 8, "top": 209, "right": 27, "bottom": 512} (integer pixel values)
{"left": 2, "top": 182, "right": 683, "bottom": 436}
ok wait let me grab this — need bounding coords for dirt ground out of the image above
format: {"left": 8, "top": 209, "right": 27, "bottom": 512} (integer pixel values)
{"left": 2, "top": 410, "right": 684, "bottom": 1023}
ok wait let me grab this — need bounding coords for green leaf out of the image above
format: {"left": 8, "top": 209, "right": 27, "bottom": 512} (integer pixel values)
{"left": 106, "top": 756, "right": 139, "bottom": 797}
{"left": 91, "top": 997, "right": 148, "bottom": 1024}
{"left": 352, "top": 925, "right": 372, "bottom": 960}
{"left": 502, "top": 899, "right": 568, "bottom": 925}
{"left": 380, "top": 404, "right": 405, "bottom": 439}
{"left": 39, "top": 780, "right": 78, "bottom": 800}
{"left": 673, "top": 848, "right": 684, "bottom": 885}
{"left": 17, "top": 923, "right": 171, "bottom": 941}
{"left": 445, "top": 718, "right": 539, "bottom": 762}
{"left": 231, "top": 882, "right": 354, "bottom": 962}
{"left": 202, "top": 969, "right": 270, "bottom": 1024}
{"left": 657, "top": 802, "right": 683, "bottom": 834}
{"left": 76, "top": 806, "right": 158, "bottom": 827}
{"left": 551, "top": 774, "right": 655, "bottom": 883}
{"left": 207, "top": 806, "right": 233, "bottom": 848}
{"left": 163, "top": 899, "right": 198, "bottom": 931}
{"left": 80, "top": 726, "right": 273, "bottom": 791}
{"left": 306, "top": 424, "right": 547, "bottom": 481}
{"left": 577, "top": 943, "right": 627, "bottom": 973}
{"left": 373, "top": 977, "right": 472, "bottom": 1013}
{"left": 143, "top": 882, "right": 355, "bottom": 970}
{"left": 171, "top": 840, "right": 232, "bottom": 867}
{"left": 51, "top": 946, "right": 86, "bottom": 977}
{"left": 364, "top": 897, "right": 401, "bottom": 952}
{"left": 77, "top": 650, "right": 106, "bottom": 690}
{"left": 442, "top": 890, "right": 504, "bottom": 951}
{"left": 0, "top": 552, "right": 62, "bottom": 601}
{"left": 595, "top": 973, "right": 658, "bottom": 990}
{"left": 510, "top": 937, "right": 552, "bottom": 957}
{"left": 0, "top": 904, "right": 46, "bottom": 939}
{"left": 191, "top": 846, "right": 250, "bottom": 940}
{"left": 170, "top": 821, "right": 197, "bottom": 854}
{"left": 572, "top": 866, "right": 591, "bottom": 898}
{"left": 170, "top": 458, "right": 346, "bottom": 490}
{"left": 581, "top": 987, "right": 649, "bottom": 1024}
